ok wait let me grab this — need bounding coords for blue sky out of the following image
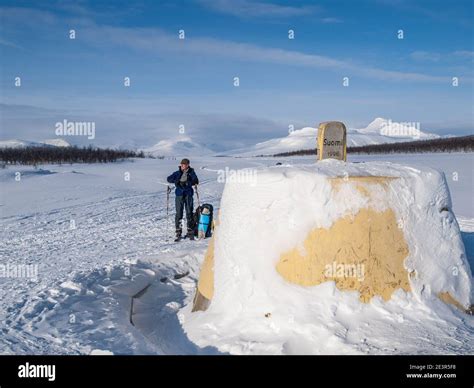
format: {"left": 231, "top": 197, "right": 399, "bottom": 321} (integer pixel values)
{"left": 0, "top": 0, "right": 473, "bottom": 150}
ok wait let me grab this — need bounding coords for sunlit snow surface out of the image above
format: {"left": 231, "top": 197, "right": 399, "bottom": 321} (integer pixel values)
{"left": 0, "top": 154, "right": 472, "bottom": 354}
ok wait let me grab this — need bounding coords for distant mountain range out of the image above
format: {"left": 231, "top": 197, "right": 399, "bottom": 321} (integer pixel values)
{"left": 142, "top": 135, "right": 214, "bottom": 157}
{"left": 228, "top": 118, "right": 441, "bottom": 157}
{"left": 0, "top": 118, "right": 445, "bottom": 157}
{"left": 0, "top": 139, "right": 71, "bottom": 148}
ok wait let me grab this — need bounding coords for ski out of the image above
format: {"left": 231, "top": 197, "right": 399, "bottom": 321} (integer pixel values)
{"left": 159, "top": 271, "right": 190, "bottom": 283}
{"left": 129, "top": 282, "right": 152, "bottom": 326}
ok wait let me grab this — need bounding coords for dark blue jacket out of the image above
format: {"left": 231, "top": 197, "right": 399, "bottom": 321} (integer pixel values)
{"left": 167, "top": 166, "right": 199, "bottom": 196}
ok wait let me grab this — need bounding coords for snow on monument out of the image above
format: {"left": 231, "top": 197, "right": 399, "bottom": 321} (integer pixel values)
{"left": 183, "top": 122, "right": 472, "bottom": 354}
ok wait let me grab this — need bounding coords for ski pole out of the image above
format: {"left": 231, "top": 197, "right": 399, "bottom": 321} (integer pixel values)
{"left": 166, "top": 185, "right": 171, "bottom": 241}
{"left": 195, "top": 184, "right": 200, "bottom": 208}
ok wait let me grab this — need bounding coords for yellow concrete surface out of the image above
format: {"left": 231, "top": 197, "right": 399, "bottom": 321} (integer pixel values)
{"left": 196, "top": 235, "right": 215, "bottom": 301}
{"left": 192, "top": 176, "right": 469, "bottom": 313}
{"left": 276, "top": 207, "right": 411, "bottom": 302}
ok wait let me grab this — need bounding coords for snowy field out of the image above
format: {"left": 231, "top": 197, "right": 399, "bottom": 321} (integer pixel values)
{"left": 0, "top": 153, "right": 473, "bottom": 355}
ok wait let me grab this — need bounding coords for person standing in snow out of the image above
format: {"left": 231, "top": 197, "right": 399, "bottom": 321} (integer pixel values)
{"left": 167, "top": 158, "right": 199, "bottom": 241}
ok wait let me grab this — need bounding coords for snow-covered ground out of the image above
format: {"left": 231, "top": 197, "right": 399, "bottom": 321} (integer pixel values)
{"left": 0, "top": 153, "right": 472, "bottom": 354}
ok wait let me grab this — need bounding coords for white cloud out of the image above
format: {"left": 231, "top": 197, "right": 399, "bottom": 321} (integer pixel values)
{"left": 0, "top": 6, "right": 57, "bottom": 25}
{"left": 453, "top": 50, "right": 474, "bottom": 61}
{"left": 0, "top": 37, "right": 22, "bottom": 49}
{"left": 409, "top": 51, "right": 441, "bottom": 62}
{"left": 320, "top": 17, "right": 343, "bottom": 24}
{"left": 409, "top": 50, "right": 474, "bottom": 64}
{"left": 1, "top": 5, "right": 455, "bottom": 83}
{"left": 84, "top": 25, "right": 450, "bottom": 83}
{"left": 197, "top": 0, "right": 317, "bottom": 18}
{"left": 0, "top": 103, "right": 287, "bottom": 151}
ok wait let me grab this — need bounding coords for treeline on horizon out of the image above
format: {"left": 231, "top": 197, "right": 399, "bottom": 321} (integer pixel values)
{"left": 272, "top": 135, "right": 474, "bottom": 157}
{"left": 0, "top": 145, "right": 145, "bottom": 165}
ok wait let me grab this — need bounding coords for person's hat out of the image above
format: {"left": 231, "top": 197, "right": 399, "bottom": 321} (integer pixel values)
{"left": 180, "top": 158, "right": 190, "bottom": 165}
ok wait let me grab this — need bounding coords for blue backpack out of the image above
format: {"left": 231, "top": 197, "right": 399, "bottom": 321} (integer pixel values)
{"left": 193, "top": 204, "right": 214, "bottom": 238}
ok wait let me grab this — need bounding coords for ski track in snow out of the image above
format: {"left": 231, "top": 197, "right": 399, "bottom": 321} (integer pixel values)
{"left": 0, "top": 187, "right": 195, "bottom": 354}
{"left": 0, "top": 160, "right": 226, "bottom": 354}
{"left": 0, "top": 155, "right": 473, "bottom": 354}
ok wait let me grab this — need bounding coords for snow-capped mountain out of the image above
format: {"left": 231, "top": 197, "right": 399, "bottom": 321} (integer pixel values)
{"left": 230, "top": 118, "right": 441, "bottom": 156}
{"left": 349, "top": 117, "right": 440, "bottom": 146}
{"left": 143, "top": 135, "right": 214, "bottom": 157}
{"left": 0, "top": 138, "right": 71, "bottom": 148}
{"left": 229, "top": 126, "right": 317, "bottom": 157}
{"left": 42, "top": 138, "right": 71, "bottom": 147}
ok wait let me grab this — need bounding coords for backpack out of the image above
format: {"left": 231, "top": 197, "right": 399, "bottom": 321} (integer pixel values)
{"left": 193, "top": 204, "right": 214, "bottom": 238}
